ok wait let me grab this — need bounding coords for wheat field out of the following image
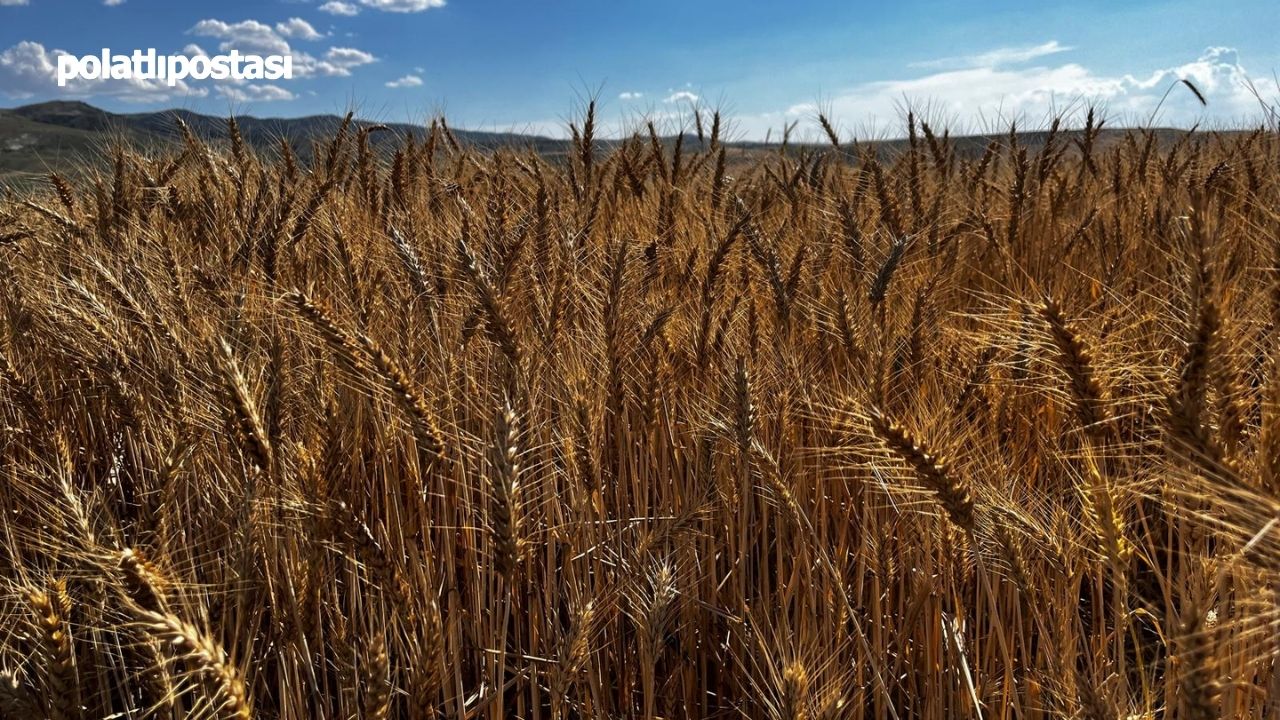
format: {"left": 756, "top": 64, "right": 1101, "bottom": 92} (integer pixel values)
{"left": 1, "top": 106, "right": 1279, "bottom": 719}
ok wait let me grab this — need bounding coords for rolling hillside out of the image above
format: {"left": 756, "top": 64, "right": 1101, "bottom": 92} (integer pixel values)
{"left": 0, "top": 100, "right": 1205, "bottom": 189}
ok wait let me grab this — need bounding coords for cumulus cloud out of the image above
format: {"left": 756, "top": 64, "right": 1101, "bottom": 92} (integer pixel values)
{"left": 0, "top": 40, "right": 204, "bottom": 102}
{"left": 618, "top": 91, "right": 642, "bottom": 100}
{"left": 319, "top": 47, "right": 376, "bottom": 75}
{"left": 325, "top": 47, "right": 375, "bottom": 65}
{"left": 358, "top": 0, "right": 445, "bottom": 12}
{"left": 319, "top": 1, "right": 359, "bottom": 15}
{"left": 275, "top": 17, "right": 324, "bottom": 41}
{"left": 0, "top": 41, "right": 70, "bottom": 99}
{"left": 664, "top": 90, "right": 698, "bottom": 104}
{"left": 385, "top": 74, "right": 423, "bottom": 88}
{"left": 189, "top": 19, "right": 375, "bottom": 78}
{"left": 216, "top": 83, "right": 296, "bottom": 102}
{"left": 190, "top": 18, "right": 292, "bottom": 56}
{"left": 748, "top": 45, "right": 1278, "bottom": 139}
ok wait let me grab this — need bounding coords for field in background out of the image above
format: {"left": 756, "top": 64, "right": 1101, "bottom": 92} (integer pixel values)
{"left": 0, "top": 99, "right": 1208, "bottom": 187}
{"left": 1, "top": 106, "right": 1279, "bottom": 719}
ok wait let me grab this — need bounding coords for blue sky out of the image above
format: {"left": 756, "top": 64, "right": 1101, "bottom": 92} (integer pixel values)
{"left": 0, "top": 0, "right": 1276, "bottom": 139}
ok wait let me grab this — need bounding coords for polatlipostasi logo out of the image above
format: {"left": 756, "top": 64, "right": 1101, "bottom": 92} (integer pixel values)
{"left": 57, "top": 49, "right": 291, "bottom": 88}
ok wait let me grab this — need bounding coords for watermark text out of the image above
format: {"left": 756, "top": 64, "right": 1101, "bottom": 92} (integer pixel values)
{"left": 57, "top": 49, "right": 292, "bottom": 87}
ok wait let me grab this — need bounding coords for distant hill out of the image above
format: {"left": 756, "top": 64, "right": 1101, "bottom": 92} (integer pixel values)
{"left": 0, "top": 100, "right": 568, "bottom": 186}
{"left": 0, "top": 100, "right": 1211, "bottom": 189}
{"left": 0, "top": 104, "right": 116, "bottom": 184}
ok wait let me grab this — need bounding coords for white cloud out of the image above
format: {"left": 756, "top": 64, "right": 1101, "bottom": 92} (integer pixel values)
{"left": 0, "top": 0, "right": 30, "bottom": 6}
{"left": 663, "top": 90, "right": 698, "bottom": 104}
{"left": 385, "top": 74, "right": 423, "bottom": 88}
{"left": 358, "top": 0, "right": 445, "bottom": 12}
{"left": 911, "top": 40, "right": 1073, "bottom": 70}
{"left": 190, "top": 19, "right": 292, "bottom": 56}
{"left": 0, "top": 40, "right": 204, "bottom": 102}
{"left": 275, "top": 17, "right": 324, "bottom": 41}
{"left": 189, "top": 19, "right": 374, "bottom": 78}
{"left": 103, "top": 0, "right": 125, "bottom": 6}
{"left": 325, "top": 47, "right": 375, "bottom": 65}
{"left": 618, "top": 91, "right": 643, "bottom": 100}
{"left": 319, "top": 1, "right": 359, "bottom": 15}
{"left": 0, "top": 41, "right": 66, "bottom": 99}
{"left": 319, "top": 47, "right": 376, "bottom": 76}
{"left": 745, "top": 45, "right": 1278, "bottom": 140}
{"left": 216, "top": 83, "right": 296, "bottom": 102}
